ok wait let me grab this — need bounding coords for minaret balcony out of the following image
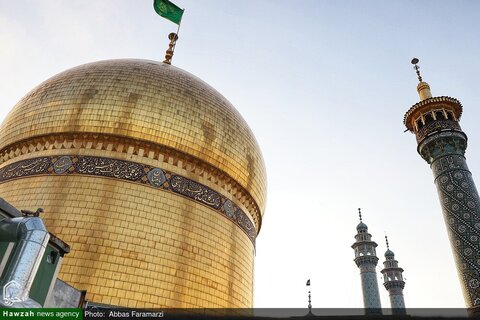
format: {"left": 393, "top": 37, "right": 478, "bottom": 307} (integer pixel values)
{"left": 383, "top": 280, "right": 406, "bottom": 290}
{"left": 354, "top": 255, "right": 379, "bottom": 267}
{"left": 404, "top": 96, "right": 463, "bottom": 133}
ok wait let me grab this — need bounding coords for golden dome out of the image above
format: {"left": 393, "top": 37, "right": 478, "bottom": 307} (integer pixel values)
{"left": 0, "top": 59, "right": 265, "bottom": 308}
{"left": 0, "top": 59, "right": 266, "bottom": 223}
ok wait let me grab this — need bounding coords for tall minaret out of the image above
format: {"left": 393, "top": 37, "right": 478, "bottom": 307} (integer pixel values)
{"left": 351, "top": 208, "right": 382, "bottom": 314}
{"left": 381, "top": 236, "right": 406, "bottom": 314}
{"left": 404, "top": 58, "right": 480, "bottom": 314}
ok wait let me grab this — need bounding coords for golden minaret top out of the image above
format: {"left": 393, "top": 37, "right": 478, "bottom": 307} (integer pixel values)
{"left": 411, "top": 58, "right": 432, "bottom": 101}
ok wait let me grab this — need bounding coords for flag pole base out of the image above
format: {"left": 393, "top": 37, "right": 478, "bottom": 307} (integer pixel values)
{"left": 163, "top": 33, "right": 179, "bottom": 65}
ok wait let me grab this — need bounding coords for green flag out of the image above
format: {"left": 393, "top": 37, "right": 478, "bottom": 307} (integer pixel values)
{"left": 153, "top": 0, "right": 184, "bottom": 25}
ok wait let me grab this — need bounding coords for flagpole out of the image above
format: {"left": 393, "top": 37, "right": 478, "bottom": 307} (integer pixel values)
{"left": 308, "top": 291, "right": 312, "bottom": 315}
{"left": 171, "top": 9, "right": 184, "bottom": 57}
{"left": 306, "top": 279, "right": 312, "bottom": 316}
{"left": 159, "top": 3, "right": 184, "bottom": 64}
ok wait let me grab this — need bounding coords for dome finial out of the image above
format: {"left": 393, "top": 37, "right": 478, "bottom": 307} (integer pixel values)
{"left": 358, "top": 208, "right": 362, "bottom": 222}
{"left": 411, "top": 57, "right": 432, "bottom": 101}
{"left": 163, "top": 32, "right": 179, "bottom": 65}
{"left": 385, "top": 234, "right": 390, "bottom": 249}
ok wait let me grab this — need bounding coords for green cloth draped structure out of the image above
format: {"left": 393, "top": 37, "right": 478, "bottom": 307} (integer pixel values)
{"left": 153, "top": 0, "right": 184, "bottom": 25}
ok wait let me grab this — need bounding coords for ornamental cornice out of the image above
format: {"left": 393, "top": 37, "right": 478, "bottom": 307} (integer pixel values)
{"left": 380, "top": 267, "right": 404, "bottom": 274}
{"left": 354, "top": 255, "right": 379, "bottom": 267}
{"left": 403, "top": 96, "right": 463, "bottom": 130}
{"left": 383, "top": 280, "right": 405, "bottom": 290}
{"left": 351, "top": 240, "right": 379, "bottom": 249}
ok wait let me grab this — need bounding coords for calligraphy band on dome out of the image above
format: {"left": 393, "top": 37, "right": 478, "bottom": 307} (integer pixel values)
{"left": 0, "top": 155, "right": 257, "bottom": 244}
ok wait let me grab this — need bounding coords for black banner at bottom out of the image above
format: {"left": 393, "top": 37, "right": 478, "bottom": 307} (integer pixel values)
{"left": 83, "top": 308, "right": 472, "bottom": 319}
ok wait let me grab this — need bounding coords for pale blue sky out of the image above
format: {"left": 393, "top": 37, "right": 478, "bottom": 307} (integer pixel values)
{"left": 2, "top": 0, "right": 480, "bottom": 313}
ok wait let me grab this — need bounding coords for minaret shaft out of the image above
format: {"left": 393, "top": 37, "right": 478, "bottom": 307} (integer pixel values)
{"left": 429, "top": 149, "right": 480, "bottom": 309}
{"left": 359, "top": 266, "right": 382, "bottom": 310}
{"left": 390, "top": 292, "right": 406, "bottom": 310}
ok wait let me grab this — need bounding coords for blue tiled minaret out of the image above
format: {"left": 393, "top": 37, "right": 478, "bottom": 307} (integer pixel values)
{"left": 351, "top": 208, "right": 382, "bottom": 314}
{"left": 404, "top": 58, "right": 480, "bottom": 314}
{"left": 381, "top": 236, "right": 406, "bottom": 314}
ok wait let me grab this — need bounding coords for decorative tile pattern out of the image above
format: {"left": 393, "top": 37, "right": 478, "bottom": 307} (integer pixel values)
{"left": 418, "top": 131, "right": 467, "bottom": 164}
{"left": 360, "top": 271, "right": 382, "bottom": 310}
{"left": 432, "top": 154, "right": 470, "bottom": 180}
{"left": 390, "top": 294, "right": 406, "bottom": 309}
{"left": 433, "top": 153, "right": 480, "bottom": 308}
{"left": 0, "top": 155, "right": 256, "bottom": 244}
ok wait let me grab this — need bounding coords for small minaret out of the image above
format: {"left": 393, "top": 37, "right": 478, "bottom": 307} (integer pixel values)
{"left": 404, "top": 58, "right": 480, "bottom": 314}
{"left": 381, "top": 236, "right": 406, "bottom": 315}
{"left": 351, "top": 208, "right": 382, "bottom": 314}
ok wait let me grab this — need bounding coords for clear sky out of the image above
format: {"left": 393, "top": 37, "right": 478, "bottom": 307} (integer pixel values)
{"left": 2, "top": 0, "right": 480, "bottom": 314}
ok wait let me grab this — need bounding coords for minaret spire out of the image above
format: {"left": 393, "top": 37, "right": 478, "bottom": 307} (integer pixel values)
{"left": 411, "top": 58, "right": 423, "bottom": 82}
{"left": 381, "top": 235, "right": 407, "bottom": 315}
{"left": 411, "top": 58, "right": 432, "bottom": 101}
{"left": 404, "top": 59, "right": 480, "bottom": 315}
{"left": 351, "top": 209, "right": 382, "bottom": 315}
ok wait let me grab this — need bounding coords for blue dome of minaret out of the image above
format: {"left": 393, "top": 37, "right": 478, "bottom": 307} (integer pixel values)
{"left": 385, "top": 249, "right": 395, "bottom": 258}
{"left": 356, "top": 221, "right": 368, "bottom": 232}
